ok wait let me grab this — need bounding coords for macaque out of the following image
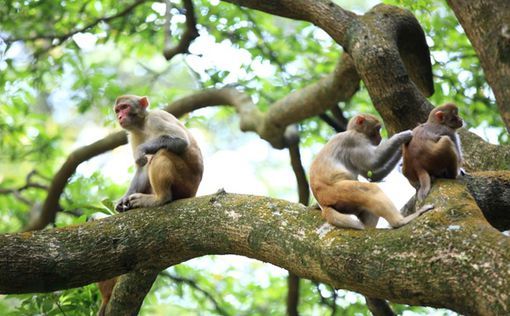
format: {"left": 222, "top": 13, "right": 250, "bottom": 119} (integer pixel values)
{"left": 97, "top": 95, "right": 203, "bottom": 315}
{"left": 97, "top": 277, "right": 116, "bottom": 316}
{"left": 310, "top": 114, "right": 433, "bottom": 230}
{"left": 402, "top": 103, "right": 463, "bottom": 200}
{"left": 114, "top": 95, "right": 203, "bottom": 211}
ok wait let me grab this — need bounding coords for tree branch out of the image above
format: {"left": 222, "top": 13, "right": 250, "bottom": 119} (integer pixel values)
{"left": 23, "top": 54, "right": 359, "bottom": 231}
{"left": 5, "top": 0, "right": 149, "bottom": 45}
{"left": 1, "top": 183, "right": 509, "bottom": 315}
{"left": 161, "top": 272, "right": 230, "bottom": 316}
{"left": 23, "top": 132, "right": 127, "bottom": 231}
{"left": 446, "top": 0, "right": 510, "bottom": 132}
{"left": 221, "top": 0, "right": 434, "bottom": 133}
{"left": 163, "top": 0, "right": 199, "bottom": 60}
{"left": 168, "top": 53, "right": 360, "bottom": 148}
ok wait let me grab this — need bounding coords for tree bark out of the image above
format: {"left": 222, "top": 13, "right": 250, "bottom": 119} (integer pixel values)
{"left": 222, "top": 0, "right": 435, "bottom": 133}
{"left": 447, "top": 0, "right": 510, "bottom": 132}
{"left": 1, "top": 183, "right": 509, "bottom": 315}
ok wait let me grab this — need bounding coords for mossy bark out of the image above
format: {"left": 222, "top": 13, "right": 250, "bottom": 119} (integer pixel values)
{"left": 1, "top": 185, "right": 509, "bottom": 315}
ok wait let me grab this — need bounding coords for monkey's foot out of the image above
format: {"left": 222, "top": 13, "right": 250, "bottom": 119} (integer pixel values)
{"left": 115, "top": 196, "right": 132, "bottom": 212}
{"left": 128, "top": 193, "right": 161, "bottom": 209}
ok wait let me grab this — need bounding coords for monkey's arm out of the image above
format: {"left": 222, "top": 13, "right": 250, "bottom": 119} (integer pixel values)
{"left": 135, "top": 135, "right": 189, "bottom": 166}
{"left": 353, "top": 131, "right": 411, "bottom": 178}
{"left": 453, "top": 133, "right": 463, "bottom": 163}
{"left": 368, "top": 147, "right": 403, "bottom": 181}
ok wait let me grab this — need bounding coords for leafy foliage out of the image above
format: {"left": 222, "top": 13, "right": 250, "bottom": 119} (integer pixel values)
{"left": 0, "top": 0, "right": 503, "bottom": 314}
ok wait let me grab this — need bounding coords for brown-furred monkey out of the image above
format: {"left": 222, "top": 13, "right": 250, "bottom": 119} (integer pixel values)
{"left": 310, "top": 114, "right": 433, "bottom": 230}
{"left": 402, "top": 103, "right": 463, "bottom": 201}
{"left": 97, "top": 95, "right": 203, "bottom": 315}
{"left": 114, "top": 94, "right": 203, "bottom": 212}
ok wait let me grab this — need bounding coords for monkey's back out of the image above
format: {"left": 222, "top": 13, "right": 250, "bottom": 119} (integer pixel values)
{"left": 403, "top": 123, "right": 458, "bottom": 184}
{"left": 149, "top": 139, "right": 203, "bottom": 200}
{"left": 310, "top": 133, "right": 356, "bottom": 204}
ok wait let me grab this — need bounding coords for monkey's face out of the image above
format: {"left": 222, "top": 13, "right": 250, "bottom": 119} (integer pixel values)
{"left": 362, "top": 118, "right": 382, "bottom": 145}
{"left": 369, "top": 127, "right": 382, "bottom": 145}
{"left": 114, "top": 96, "right": 148, "bottom": 129}
{"left": 114, "top": 102, "right": 133, "bottom": 128}
{"left": 446, "top": 109, "right": 463, "bottom": 129}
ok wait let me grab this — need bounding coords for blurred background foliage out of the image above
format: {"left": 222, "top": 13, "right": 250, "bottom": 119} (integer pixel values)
{"left": 0, "top": 0, "right": 502, "bottom": 314}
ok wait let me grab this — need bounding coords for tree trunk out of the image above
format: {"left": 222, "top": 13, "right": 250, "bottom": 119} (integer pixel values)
{"left": 447, "top": 0, "right": 510, "bottom": 132}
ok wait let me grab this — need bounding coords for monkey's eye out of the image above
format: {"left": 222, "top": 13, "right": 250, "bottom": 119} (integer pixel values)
{"left": 115, "top": 104, "right": 129, "bottom": 113}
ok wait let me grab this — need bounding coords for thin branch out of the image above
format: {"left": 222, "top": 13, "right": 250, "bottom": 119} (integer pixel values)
{"left": 163, "top": 0, "right": 199, "bottom": 60}
{"left": 0, "top": 170, "right": 48, "bottom": 205}
{"left": 330, "top": 105, "right": 348, "bottom": 131}
{"left": 161, "top": 272, "right": 230, "bottom": 316}
{"left": 5, "top": 0, "right": 149, "bottom": 44}
{"left": 319, "top": 113, "right": 344, "bottom": 132}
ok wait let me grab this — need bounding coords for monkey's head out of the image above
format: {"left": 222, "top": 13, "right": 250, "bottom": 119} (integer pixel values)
{"left": 347, "top": 114, "right": 382, "bottom": 145}
{"left": 428, "top": 103, "right": 463, "bottom": 129}
{"left": 114, "top": 95, "right": 149, "bottom": 130}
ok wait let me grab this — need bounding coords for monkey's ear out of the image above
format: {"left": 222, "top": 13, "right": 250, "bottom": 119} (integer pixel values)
{"left": 434, "top": 111, "right": 444, "bottom": 122}
{"left": 139, "top": 96, "right": 150, "bottom": 109}
{"left": 355, "top": 116, "right": 365, "bottom": 125}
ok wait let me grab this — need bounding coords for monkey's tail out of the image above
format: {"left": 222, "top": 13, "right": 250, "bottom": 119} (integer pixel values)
{"left": 416, "top": 168, "right": 431, "bottom": 201}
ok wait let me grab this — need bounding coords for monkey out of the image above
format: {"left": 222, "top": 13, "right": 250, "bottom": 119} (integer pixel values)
{"left": 113, "top": 94, "right": 203, "bottom": 212}
{"left": 309, "top": 113, "right": 433, "bottom": 230}
{"left": 97, "top": 95, "right": 204, "bottom": 315}
{"left": 97, "top": 277, "right": 117, "bottom": 316}
{"left": 86, "top": 213, "right": 117, "bottom": 316}
{"left": 402, "top": 103, "right": 463, "bottom": 201}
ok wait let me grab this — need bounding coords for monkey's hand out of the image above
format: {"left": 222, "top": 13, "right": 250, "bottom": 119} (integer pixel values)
{"left": 396, "top": 130, "right": 413, "bottom": 143}
{"left": 134, "top": 150, "right": 148, "bottom": 167}
{"left": 115, "top": 196, "right": 132, "bottom": 212}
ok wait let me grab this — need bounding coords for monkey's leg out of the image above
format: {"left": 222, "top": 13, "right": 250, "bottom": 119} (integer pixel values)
{"left": 416, "top": 168, "right": 431, "bottom": 201}
{"left": 97, "top": 277, "right": 117, "bottom": 316}
{"left": 128, "top": 151, "right": 175, "bottom": 209}
{"left": 358, "top": 211, "right": 379, "bottom": 228}
{"left": 321, "top": 206, "right": 365, "bottom": 230}
{"left": 349, "top": 182, "right": 433, "bottom": 228}
{"left": 116, "top": 166, "right": 150, "bottom": 212}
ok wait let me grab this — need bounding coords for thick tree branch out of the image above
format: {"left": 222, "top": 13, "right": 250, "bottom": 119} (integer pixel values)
{"left": 446, "top": 0, "right": 510, "bottom": 132}
{"left": 459, "top": 130, "right": 510, "bottom": 172}
{"left": 463, "top": 171, "right": 510, "bottom": 231}
{"left": 169, "top": 54, "right": 360, "bottom": 148}
{"left": 221, "top": 1, "right": 434, "bottom": 133}
{"left": 1, "top": 184, "right": 509, "bottom": 315}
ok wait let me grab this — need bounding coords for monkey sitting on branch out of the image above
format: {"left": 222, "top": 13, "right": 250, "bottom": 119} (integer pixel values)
{"left": 310, "top": 113, "right": 433, "bottom": 230}
{"left": 402, "top": 103, "right": 463, "bottom": 201}
{"left": 97, "top": 95, "right": 204, "bottom": 315}
{"left": 113, "top": 95, "right": 203, "bottom": 212}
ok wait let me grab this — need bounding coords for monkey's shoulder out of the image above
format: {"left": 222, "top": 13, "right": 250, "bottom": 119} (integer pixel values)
{"left": 147, "top": 109, "right": 180, "bottom": 124}
{"left": 337, "top": 130, "right": 370, "bottom": 148}
{"left": 413, "top": 123, "right": 454, "bottom": 139}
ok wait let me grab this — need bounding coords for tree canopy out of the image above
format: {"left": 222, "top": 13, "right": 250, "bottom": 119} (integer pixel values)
{"left": 0, "top": 0, "right": 509, "bottom": 315}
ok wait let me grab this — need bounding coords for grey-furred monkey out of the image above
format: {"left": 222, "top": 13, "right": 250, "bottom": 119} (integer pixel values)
{"left": 310, "top": 113, "right": 433, "bottom": 230}
{"left": 113, "top": 94, "right": 203, "bottom": 212}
